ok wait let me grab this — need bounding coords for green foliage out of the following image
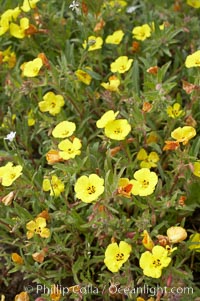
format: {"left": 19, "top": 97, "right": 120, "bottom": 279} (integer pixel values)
{"left": 0, "top": 0, "right": 200, "bottom": 300}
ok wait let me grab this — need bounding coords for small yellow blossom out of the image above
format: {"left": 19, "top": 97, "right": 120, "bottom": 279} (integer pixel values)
{"left": 21, "top": 0, "right": 40, "bottom": 12}
{"left": 101, "top": 75, "right": 120, "bottom": 92}
{"left": 139, "top": 245, "right": 171, "bottom": 278}
{"left": 132, "top": 24, "right": 151, "bottom": 41}
{"left": 136, "top": 148, "right": 159, "bottom": 168}
{"left": 26, "top": 217, "right": 50, "bottom": 239}
{"left": 142, "top": 230, "right": 154, "bottom": 251}
{"left": 185, "top": 50, "right": 200, "bottom": 68}
{"left": 167, "top": 103, "right": 184, "bottom": 118}
{"left": 50, "top": 284, "right": 61, "bottom": 301}
{"left": 167, "top": 226, "right": 187, "bottom": 243}
{"left": 75, "top": 174, "right": 104, "bottom": 203}
{"left": 83, "top": 36, "right": 103, "bottom": 51}
{"left": 104, "top": 241, "right": 132, "bottom": 273}
{"left": 27, "top": 110, "right": 36, "bottom": 126}
{"left": 14, "top": 291, "right": 29, "bottom": 301}
{"left": 187, "top": 0, "right": 200, "bottom": 8}
{"left": 1, "top": 47, "right": 16, "bottom": 68}
{"left": 117, "top": 178, "right": 133, "bottom": 198}
{"left": 11, "top": 253, "right": 24, "bottom": 264}
{"left": 10, "top": 18, "right": 30, "bottom": 39}
{"left": 193, "top": 162, "right": 200, "bottom": 177}
{"left": 39, "top": 92, "right": 65, "bottom": 115}
{"left": 171, "top": 126, "right": 196, "bottom": 145}
{"left": 42, "top": 175, "right": 64, "bottom": 197}
{"left": 0, "top": 162, "right": 22, "bottom": 187}
{"left": 188, "top": 233, "right": 200, "bottom": 252}
{"left": 52, "top": 121, "right": 76, "bottom": 138}
{"left": 110, "top": 56, "right": 133, "bottom": 73}
{"left": 96, "top": 110, "right": 119, "bottom": 128}
{"left": 105, "top": 30, "right": 124, "bottom": 44}
{"left": 109, "top": 0, "right": 127, "bottom": 7}
{"left": 75, "top": 69, "right": 92, "bottom": 85}
{"left": 21, "top": 57, "right": 43, "bottom": 77}
{"left": 58, "top": 137, "right": 82, "bottom": 160}
{"left": 104, "top": 119, "right": 131, "bottom": 140}
{"left": 131, "top": 168, "right": 158, "bottom": 196}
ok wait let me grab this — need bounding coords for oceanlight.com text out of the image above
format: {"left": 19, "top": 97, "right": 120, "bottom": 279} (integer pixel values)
{"left": 26, "top": 283, "right": 194, "bottom": 296}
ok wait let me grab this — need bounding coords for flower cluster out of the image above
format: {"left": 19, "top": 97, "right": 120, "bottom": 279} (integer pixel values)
{"left": 0, "top": 0, "right": 39, "bottom": 39}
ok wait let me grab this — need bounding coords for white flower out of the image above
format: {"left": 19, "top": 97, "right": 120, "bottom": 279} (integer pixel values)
{"left": 4, "top": 131, "right": 16, "bottom": 142}
{"left": 69, "top": 0, "right": 80, "bottom": 11}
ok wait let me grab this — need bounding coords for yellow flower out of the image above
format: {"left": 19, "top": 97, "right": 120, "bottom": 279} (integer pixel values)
{"left": 185, "top": 50, "right": 200, "bottom": 68}
{"left": 188, "top": 233, "right": 200, "bottom": 252}
{"left": 171, "top": 126, "right": 196, "bottom": 145}
{"left": 14, "top": 291, "right": 29, "bottom": 301}
{"left": 83, "top": 36, "right": 103, "bottom": 51}
{"left": 52, "top": 121, "right": 76, "bottom": 138}
{"left": 27, "top": 110, "right": 36, "bottom": 126}
{"left": 107, "top": 0, "right": 127, "bottom": 8}
{"left": 117, "top": 178, "right": 133, "bottom": 198}
{"left": 21, "top": 57, "right": 43, "bottom": 77}
{"left": 21, "top": 0, "right": 40, "bottom": 12}
{"left": 105, "top": 30, "right": 124, "bottom": 44}
{"left": 26, "top": 217, "right": 50, "bottom": 239}
{"left": 74, "top": 174, "right": 104, "bottom": 203}
{"left": 96, "top": 110, "right": 119, "bottom": 128}
{"left": 104, "top": 241, "right": 132, "bottom": 273}
{"left": 0, "top": 162, "right": 22, "bottom": 187}
{"left": 136, "top": 148, "right": 159, "bottom": 168}
{"left": 167, "top": 103, "right": 184, "bottom": 119}
{"left": 142, "top": 230, "right": 154, "bottom": 251}
{"left": 187, "top": 0, "right": 200, "bottom": 8}
{"left": 75, "top": 69, "right": 92, "bottom": 85}
{"left": 11, "top": 253, "right": 23, "bottom": 264}
{"left": 167, "top": 226, "right": 187, "bottom": 243}
{"left": 9, "top": 18, "right": 30, "bottom": 39}
{"left": 0, "top": 8, "right": 21, "bottom": 36}
{"left": 130, "top": 168, "right": 158, "bottom": 196}
{"left": 104, "top": 119, "right": 131, "bottom": 140}
{"left": 58, "top": 137, "right": 82, "bottom": 160}
{"left": 193, "top": 162, "right": 200, "bottom": 177}
{"left": 110, "top": 56, "right": 133, "bottom": 73}
{"left": 1, "top": 47, "right": 16, "bottom": 68}
{"left": 101, "top": 75, "right": 120, "bottom": 92}
{"left": 139, "top": 245, "right": 171, "bottom": 278}
{"left": 132, "top": 24, "right": 151, "bottom": 41}
{"left": 39, "top": 92, "right": 65, "bottom": 116}
{"left": 50, "top": 284, "right": 61, "bottom": 301}
{"left": 42, "top": 175, "right": 64, "bottom": 197}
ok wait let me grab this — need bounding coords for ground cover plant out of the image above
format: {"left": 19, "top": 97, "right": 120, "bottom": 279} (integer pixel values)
{"left": 0, "top": 0, "right": 200, "bottom": 300}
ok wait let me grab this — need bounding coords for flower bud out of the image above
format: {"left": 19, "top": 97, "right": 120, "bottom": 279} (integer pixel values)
{"left": 167, "top": 226, "right": 187, "bottom": 243}
{"left": 142, "top": 230, "right": 154, "bottom": 250}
